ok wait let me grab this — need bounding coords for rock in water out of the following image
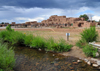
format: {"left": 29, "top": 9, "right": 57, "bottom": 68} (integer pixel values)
{"left": 87, "top": 61, "right": 91, "bottom": 65}
{"left": 95, "top": 52, "right": 99, "bottom": 57}
{"left": 97, "top": 60, "right": 100, "bottom": 66}
{"left": 53, "top": 54, "right": 55, "bottom": 56}
{"left": 77, "top": 60, "right": 82, "bottom": 63}
{"left": 39, "top": 48, "right": 41, "bottom": 51}
{"left": 92, "top": 64, "right": 98, "bottom": 67}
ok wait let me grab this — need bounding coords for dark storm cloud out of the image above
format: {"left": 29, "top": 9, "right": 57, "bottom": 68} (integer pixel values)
{"left": 0, "top": 0, "right": 100, "bottom": 9}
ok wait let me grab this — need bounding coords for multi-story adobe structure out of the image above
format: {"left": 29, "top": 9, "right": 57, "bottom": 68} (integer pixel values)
{"left": 0, "top": 15, "right": 97, "bottom": 28}
{"left": 41, "top": 15, "right": 96, "bottom": 28}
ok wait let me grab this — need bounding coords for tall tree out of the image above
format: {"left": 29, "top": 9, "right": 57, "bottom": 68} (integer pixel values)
{"left": 1, "top": 22, "right": 4, "bottom": 24}
{"left": 79, "top": 14, "right": 89, "bottom": 21}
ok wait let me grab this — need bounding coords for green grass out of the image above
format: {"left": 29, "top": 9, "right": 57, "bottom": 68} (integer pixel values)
{"left": 0, "top": 42, "right": 15, "bottom": 71}
{"left": 81, "top": 27, "right": 98, "bottom": 42}
{"left": 0, "top": 30, "right": 25, "bottom": 45}
{"left": 83, "top": 44, "right": 97, "bottom": 57}
{"left": 46, "top": 37, "right": 72, "bottom": 52}
{"left": 76, "top": 27, "right": 99, "bottom": 58}
{"left": 76, "top": 39, "right": 87, "bottom": 48}
{"left": 0, "top": 25, "right": 73, "bottom": 52}
{"left": 30, "top": 35, "right": 47, "bottom": 49}
{"left": 24, "top": 34, "right": 34, "bottom": 46}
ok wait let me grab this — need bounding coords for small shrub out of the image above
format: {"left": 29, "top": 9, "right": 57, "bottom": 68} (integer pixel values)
{"left": 54, "top": 38, "right": 72, "bottom": 52}
{"left": 76, "top": 39, "right": 87, "bottom": 48}
{"left": 57, "top": 43, "right": 72, "bottom": 52}
{"left": 6, "top": 25, "right": 14, "bottom": 31}
{"left": 46, "top": 37, "right": 72, "bottom": 52}
{"left": 0, "top": 43, "right": 15, "bottom": 71}
{"left": 24, "top": 34, "right": 33, "bottom": 46}
{"left": 83, "top": 44, "right": 97, "bottom": 57}
{"left": 81, "top": 27, "right": 98, "bottom": 42}
{"left": 46, "top": 37, "right": 58, "bottom": 51}
{"left": 0, "top": 30, "right": 25, "bottom": 45}
{"left": 30, "top": 36, "right": 46, "bottom": 49}
{"left": 7, "top": 31, "right": 25, "bottom": 45}
{"left": 0, "top": 31, "right": 10, "bottom": 41}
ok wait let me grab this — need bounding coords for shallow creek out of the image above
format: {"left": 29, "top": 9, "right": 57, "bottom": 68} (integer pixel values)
{"left": 13, "top": 46, "right": 99, "bottom": 71}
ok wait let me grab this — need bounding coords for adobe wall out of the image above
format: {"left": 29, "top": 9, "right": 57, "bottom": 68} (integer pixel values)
{"left": 41, "top": 15, "right": 96, "bottom": 28}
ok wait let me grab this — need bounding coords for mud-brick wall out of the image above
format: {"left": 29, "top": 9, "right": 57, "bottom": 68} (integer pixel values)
{"left": 90, "top": 22, "right": 96, "bottom": 27}
{"left": 83, "top": 22, "right": 90, "bottom": 27}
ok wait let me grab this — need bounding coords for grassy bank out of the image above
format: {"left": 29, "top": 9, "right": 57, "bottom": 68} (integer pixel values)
{"left": 76, "top": 27, "right": 98, "bottom": 57}
{"left": 0, "top": 41, "right": 15, "bottom": 71}
{"left": 0, "top": 25, "right": 72, "bottom": 52}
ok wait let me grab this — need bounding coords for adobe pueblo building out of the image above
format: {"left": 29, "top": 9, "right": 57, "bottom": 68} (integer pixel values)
{"left": 0, "top": 15, "right": 97, "bottom": 28}
{"left": 41, "top": 15, "right": 96, "bottom": 28}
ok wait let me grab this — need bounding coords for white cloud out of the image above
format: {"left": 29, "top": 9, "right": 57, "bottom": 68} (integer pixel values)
{"left": 92, "top": 16, "right": 100, "bottom": 21}
{"left": 15, "top": 17, "right": 44, "bottom": 22}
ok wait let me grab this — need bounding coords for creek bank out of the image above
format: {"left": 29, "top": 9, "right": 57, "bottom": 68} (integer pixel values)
{"left": 60, "top": 46, "right": 100, "bottom": 69}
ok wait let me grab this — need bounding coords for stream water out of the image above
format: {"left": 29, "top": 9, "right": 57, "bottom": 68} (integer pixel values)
{"left": 13, "top": 46, "right": 99, "bottom": 71}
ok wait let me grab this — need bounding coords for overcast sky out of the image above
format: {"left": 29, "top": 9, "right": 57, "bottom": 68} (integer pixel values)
{"left": 0, "top": 0, "right": 100, "bottom": 23}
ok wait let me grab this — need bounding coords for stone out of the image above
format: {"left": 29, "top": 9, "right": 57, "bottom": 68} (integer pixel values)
{"left": 92, "top": 64, "right": 98, "bottom": 67}
{"left": 30, "top": 46, "right": 32, "bottom": 48}
{"left": 84, "top": 59, "right": 88, "bottom": 63}
{"left": 87, "top": 61, "right": 91, "bottom": 65}
{"left": 54, "top": 63, "right": 59, "bottom": 66}
{"left": 55, "top": 58, "right": 59, "bottom": 60}
{"left": 70, "top": 67, "right": 74, "bottom": 70}
{"left": 38, "top": 48, "right": 41, "bottom": 51}
{"left": 95, "top": 52, "right": 99, "bottom": 57}
{"left": 98, "top": 49, "right": 100, "bottom": 52}
{"left": 91, "top": 58, "right": 98, "bottom": 62}
{"left": 97, "top": 60, "right": 100, "bottom": 66}
{"left": 77, "top": 60, "right": 82, "bottom": 63}
{"left": 98, "top": 66, "right": 100, "bottom": 69}
{"left": 73, "top": 62, "right": 78, "bottom": 65}
{"left": 51, "top": 61, "right": 54, "bottom": 64}
{"left": 80, "top": 64, "right": 87, "bottom": 68}
{"left": 53, "top": 54, "right": 55, "bottom": 56}
{"left": 72, "top": 60, "right": 76, "bottom": 62}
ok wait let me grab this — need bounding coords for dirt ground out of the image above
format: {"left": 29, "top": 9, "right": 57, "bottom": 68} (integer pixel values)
{"left": 0, "top": 27, "right": 100, "bottom": 59}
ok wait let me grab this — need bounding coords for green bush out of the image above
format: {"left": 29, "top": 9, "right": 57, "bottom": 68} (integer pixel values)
{"left": 6, "top": 25, "right": 14, "bottom": 31}
{"left": 54, "top": 38, "right": 72, "bottom": 52}
{"left": 24, "top": 34, "right": 33, "bottom": 46}
{"left": 9, "top": 31, "right": 25, "bottom": 45}
{"left": 30, "top": 36, "right": 46, "bottom": 49}
{"left": 46, "top": 37, "right": 72, "bottom": 52}
{"left": 57, "top": 43, "right": 72, "bottom": 52}
{"left": 0, "top": 30, "right": 25, "bottom": 45}
{"left": 46, "top": 37, "right": 58, "bottom": 51}
{"left": 0, "top": 43, "right": 15, "bottom": 71}
{"left": 76, "top": 39, "right": 87, "bottom": 48}
{"left": 81, "top": 27, "right": 98, "bottom": 42}
{"left": 83, "top": 44, "right": 97, "bottom": 57}
{"left": 0, "top": 30, "right": 10, "bottom": 41}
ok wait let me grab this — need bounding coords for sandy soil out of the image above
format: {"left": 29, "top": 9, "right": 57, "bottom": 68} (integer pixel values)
{"left": 61, "top": 46, "right": 89, "bottom": 59}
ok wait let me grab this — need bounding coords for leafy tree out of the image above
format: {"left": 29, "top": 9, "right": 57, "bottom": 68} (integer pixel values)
{"left": 79, "top": 14, "right": 89, "bottom": 21}
{"left": 1, "top": 22, "right": 4, "bottom": 24}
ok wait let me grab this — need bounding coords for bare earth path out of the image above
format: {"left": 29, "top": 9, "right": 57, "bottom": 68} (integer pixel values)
{"left": 61, "top": 46, "right": 89, "bottom": 60}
